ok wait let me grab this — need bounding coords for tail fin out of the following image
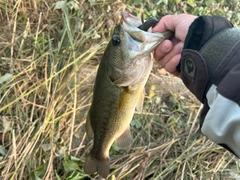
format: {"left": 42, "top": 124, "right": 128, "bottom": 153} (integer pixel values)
{"left": 84, "top": 154, "right": 110, "bottom": 178}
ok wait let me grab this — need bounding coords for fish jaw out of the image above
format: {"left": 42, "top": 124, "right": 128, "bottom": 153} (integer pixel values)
{"left": 121, "top": 11, "right": 171, "bottom": 55}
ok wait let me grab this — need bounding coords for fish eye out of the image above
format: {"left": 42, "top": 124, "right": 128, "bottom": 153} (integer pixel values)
{"left": 112, "top": 35, "right": 121, "bottom": 46}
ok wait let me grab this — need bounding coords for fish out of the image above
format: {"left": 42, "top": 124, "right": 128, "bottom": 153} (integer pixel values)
{"left": 84, "top": 11, "right": 172, "bottom": 178}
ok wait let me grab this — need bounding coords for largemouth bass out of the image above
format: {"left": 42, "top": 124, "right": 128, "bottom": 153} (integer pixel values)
{"left": 84, "top": 12, "right": 172, "bottom": 178}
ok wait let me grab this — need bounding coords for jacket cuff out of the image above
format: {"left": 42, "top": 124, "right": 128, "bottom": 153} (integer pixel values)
{"left": 177, "top": 15, "right": 233, "bottom": 72}
{"left": 177, "top": 16, "right": 234, "bottom": 103}
{"left": 184, "top": 15, "right": 233, "bottom": 51}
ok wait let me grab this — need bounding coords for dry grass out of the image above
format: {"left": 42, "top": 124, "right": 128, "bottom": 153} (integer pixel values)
{"left": 0, "top": 0, "right": 239, "bottom": 180}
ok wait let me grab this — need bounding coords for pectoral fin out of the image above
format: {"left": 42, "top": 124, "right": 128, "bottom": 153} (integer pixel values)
{"left": 135, "top": 89, "right": 145, "bottom": 113}
{"left": 86, "top": 112, "right": 93, "bottom": 139}
{"left": 115, "top": 127, "right": 132, "bottom": 149}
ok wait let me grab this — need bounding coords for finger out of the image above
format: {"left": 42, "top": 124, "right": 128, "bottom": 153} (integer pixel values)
{"left": 171, "top": 36, "right": 180, "bottom": 46}
{"left": 154, "top": 40, "right": 173, "bottom": 61}
{"left": 164, "top": 54, "right": 181, "bottom": 77}
{"left": 152, "top": 15, "right": 177, "bottom": 32}
{"left": 158, "top": 42, "right": 183, "bottom": 68}
{"left": 153, "top": 14, "right": 197, "bottom": 41}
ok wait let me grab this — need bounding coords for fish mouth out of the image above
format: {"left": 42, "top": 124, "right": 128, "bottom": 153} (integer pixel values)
{"left": 122, "top": 12, "right": 159, "bottom": 32}
{"left": 121, "top": 11, "right": 172, "bottom": 53}
{"left": 122, "top": 12, "right": 143, "bottom": 29}
{"left": 121, "top": 11, "right": 163, "bottom": 44}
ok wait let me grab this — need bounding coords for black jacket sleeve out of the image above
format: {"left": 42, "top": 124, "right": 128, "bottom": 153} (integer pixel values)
{"left": 178, "top": 16, "right": 240, "bottom": 158}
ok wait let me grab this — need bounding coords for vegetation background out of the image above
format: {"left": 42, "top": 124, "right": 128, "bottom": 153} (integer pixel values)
{"left": 0, "top": 0, "right": 240, "bottom": 179}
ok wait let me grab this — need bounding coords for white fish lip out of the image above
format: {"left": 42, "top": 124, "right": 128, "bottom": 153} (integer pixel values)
{"left": 121, "top": 11, "right": 165, "bottom": 39}
{"left": 122, "top": 12, "right": 158, "bottom": 32}
{"left": 121, "top": 11, "right": 168, "bottom": 50}
{"left": 122, "top": 11, "right": 142, "bottom": 28}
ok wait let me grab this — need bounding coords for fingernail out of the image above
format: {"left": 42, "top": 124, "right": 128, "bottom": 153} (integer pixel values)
{"left": 162, "top": 41, "right": 170, "bottom": 52}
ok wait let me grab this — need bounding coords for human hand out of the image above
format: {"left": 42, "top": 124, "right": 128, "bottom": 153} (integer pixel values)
{"left": 153, "top": 14, "right": 197, "bottom": 77}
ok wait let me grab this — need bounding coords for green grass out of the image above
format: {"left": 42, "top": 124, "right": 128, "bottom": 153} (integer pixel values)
{"left": 0, "top": 0, "right": 240, "bottom": 179}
